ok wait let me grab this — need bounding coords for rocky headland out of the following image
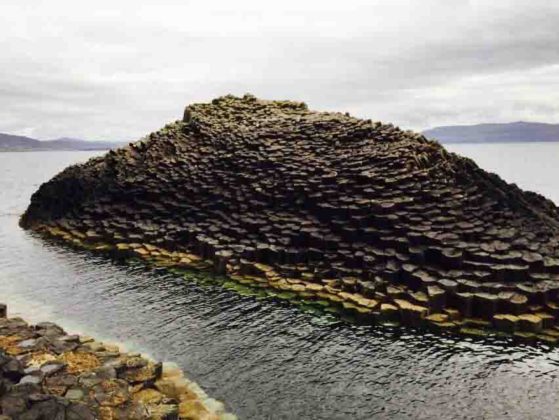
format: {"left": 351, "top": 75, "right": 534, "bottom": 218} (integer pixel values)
{"left": 0, "top": 304, "right": 232, "bottom": 419}
{"left": 19, "top": 94, "right": 559, "bottom": 341}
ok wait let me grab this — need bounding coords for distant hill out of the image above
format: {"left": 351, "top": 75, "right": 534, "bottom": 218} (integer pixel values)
{"left": 0, "top": 133, "right": 124, "bottom": 151}
{"left": 422, "top": 121, "right": 559, "bottom": 143}
{"left": 0, "top": 133, "right": 42, "bottom": 150}
{"left": 42, "top": 137, "right": 125, "bottom": 151}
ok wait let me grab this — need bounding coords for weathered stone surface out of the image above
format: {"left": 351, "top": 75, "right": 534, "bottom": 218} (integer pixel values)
{"left": 517, "top": 314, "right": 543, "bottom": 332}
{"left": 179, "top": 399, "right": 217, "bottom": 420}
{"left": 379, "top": 303, "right": 399, "bottom": 323}
{"left": 394, "top": 299, "right": 428, "bottom": 327}
{"left": 18, "top": 95, "right": 559, "bottom": 338}
{"left": 493, "top": 314, "right": 519, "bottom": 332}
{"left": 0, "top": 308, "right": 233, "bottom": 419}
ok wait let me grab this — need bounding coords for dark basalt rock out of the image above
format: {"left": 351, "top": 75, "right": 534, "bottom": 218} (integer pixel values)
{"left": 0, "top": 306, "right": 227, "bottom": 419}
{"left": 19, "top": 94, "right": 559, "bottom": 337}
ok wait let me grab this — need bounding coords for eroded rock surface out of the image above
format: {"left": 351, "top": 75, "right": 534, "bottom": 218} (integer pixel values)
{"left": 20, "top": 94, "right": 559, "bottom": 338}
{"left": 0, "top": 306, "right": 231, "bottom": 419}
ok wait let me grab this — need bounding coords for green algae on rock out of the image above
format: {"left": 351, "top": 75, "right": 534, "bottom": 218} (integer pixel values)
{"left": 19, "top": 94, "right": 559, "bottom": 340}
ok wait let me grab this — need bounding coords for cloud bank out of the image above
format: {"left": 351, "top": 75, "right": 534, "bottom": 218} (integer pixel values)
{"left": 1, "top": 0, "right": 559, "bottom": 140}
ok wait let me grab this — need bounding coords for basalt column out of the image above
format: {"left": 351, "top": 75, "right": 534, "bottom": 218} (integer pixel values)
{"left": 21, "top": 95, "right": 559, "bottom": 339}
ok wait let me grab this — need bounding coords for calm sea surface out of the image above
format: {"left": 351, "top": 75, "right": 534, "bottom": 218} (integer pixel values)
{"left": 1, "top": 144, "right": 559, "bottom": 419}
{"left": 446, "top": 142, "right": 559, "bottom": 205}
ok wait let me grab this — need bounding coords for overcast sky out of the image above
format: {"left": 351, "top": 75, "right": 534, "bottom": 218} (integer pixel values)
{"left": 2, "top": 0, "right": 559, "bottom": 141}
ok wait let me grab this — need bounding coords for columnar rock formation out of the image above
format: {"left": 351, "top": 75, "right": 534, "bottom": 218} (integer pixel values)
{"left": 20, "top": 95, "right": 559, "bottom": 339}
{"left": 0, "top": 304, "right": 231, "bottom": 419}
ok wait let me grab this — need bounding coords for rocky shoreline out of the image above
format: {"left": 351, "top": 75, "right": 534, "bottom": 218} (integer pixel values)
{"left": 0, "top": 304, "right": 234, "bottom": 419}
{"left": 30, "top": 226, "right": 559, "bottom": 344}
{"left": 19, "top": 95, "right": 559, "bottom": 342}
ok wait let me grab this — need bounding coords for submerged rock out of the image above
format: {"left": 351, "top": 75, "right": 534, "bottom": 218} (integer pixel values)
{"left": 20, "top": 94, "right": 559, "bottom": 337}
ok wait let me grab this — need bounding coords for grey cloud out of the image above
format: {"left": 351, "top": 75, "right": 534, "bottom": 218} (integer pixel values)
{"left": 1, "top": 0, "right": 559, "bottom": 140}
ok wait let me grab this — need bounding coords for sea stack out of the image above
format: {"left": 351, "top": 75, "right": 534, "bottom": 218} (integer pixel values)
{"left": 20, "top": 95, "right": 559, "bottom": 339}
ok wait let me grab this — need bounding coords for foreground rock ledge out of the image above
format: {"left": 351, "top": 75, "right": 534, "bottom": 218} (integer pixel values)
{"left": 0, "top": 304, "right": 233, "bottom": 419}
{"left": 20, "top": 94, "right": 559, "bottom": 341}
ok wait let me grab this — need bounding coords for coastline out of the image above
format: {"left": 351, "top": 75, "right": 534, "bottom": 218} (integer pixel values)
{"left": 29, "top": 224, "right": 559, "bottom": 345}
{"left": 0, "top": 303, "right": 235, "bottom": 420}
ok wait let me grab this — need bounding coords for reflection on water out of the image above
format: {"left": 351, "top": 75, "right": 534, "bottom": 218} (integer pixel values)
{"left": 1, "top": 149, "right": 559, "bottom": 419}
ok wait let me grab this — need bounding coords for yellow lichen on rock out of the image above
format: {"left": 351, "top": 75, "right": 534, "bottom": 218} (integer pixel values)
{"left": 60, "top": 350, "right": 101, "bottom": 374}
{"left": 0, "top": 335, "right": 23, "bottom": 355}
{"left": 179, "top": 400, "right": 217, "bottom": 420}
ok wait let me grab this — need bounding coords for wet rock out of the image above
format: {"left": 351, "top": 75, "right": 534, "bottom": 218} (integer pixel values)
{"left": 535, "top": 312, "right": 555, "bottom": 329}
{"left": 214, "top": 249, "right": 233, "bottom": 275}
{"left": 464, "top": 318, "right": 491, "bottom": 329}
{"left": 427, "top": 286, "right": 446, "bottom": 312}
{"left": 472, "top": 293, "right": 499, "bottom": 319}
{"left": 509, "top": 294, "right": 529, "bottom": 315}
{"left": 451, "top": 292, "right": 473, "bottom": 318}
{"left": 394, "top": 299, "right": 428, "bottom": 327}
{"left": 379, "top": 303, "right": 399, "bottom": 323}
{"left": 444, "top": 308, "right": 461, "bottom": 321}
{"left": 513, "top": 331, "right": 537, "bottom": 343}
{"left": 537, "top": 334, "right": 559, "bottom": 345}
{"left": 459, "top": 327, "right": 489, "bottom": 338}
{"left": 425, "top": 313, "right": 449, "bottom": 324}
{"left": 517, "top": 314, "right": 543, "bottom": 332}
{"left": 493, "top": 314, "right": 518, "bottom": 332}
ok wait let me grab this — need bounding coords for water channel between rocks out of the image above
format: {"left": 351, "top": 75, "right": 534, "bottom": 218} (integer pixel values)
{"left": 2, "top": 149, "right": 559, "bottom": 419}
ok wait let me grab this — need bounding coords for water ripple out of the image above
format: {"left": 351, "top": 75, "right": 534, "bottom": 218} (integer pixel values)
{"left": 3, "top": 151, "right": 559, "bottom": 419}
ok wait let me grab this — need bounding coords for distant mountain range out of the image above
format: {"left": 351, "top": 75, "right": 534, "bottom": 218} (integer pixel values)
{"left": 0, "top": 132, "right": 125, "bottom": 151}
{"left": 422, "top": 121, "right": 559, "bottom": 143}
{"left": 4, "top": 121, "right": 558, "bottom": 150}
